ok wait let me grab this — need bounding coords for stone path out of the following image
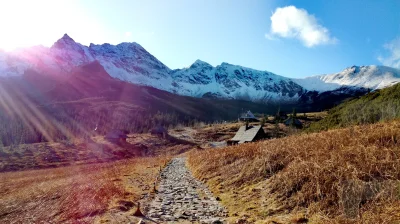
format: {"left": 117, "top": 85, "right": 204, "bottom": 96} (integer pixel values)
{"left": 146, "top": 158, "right": 227, "bottom": 223}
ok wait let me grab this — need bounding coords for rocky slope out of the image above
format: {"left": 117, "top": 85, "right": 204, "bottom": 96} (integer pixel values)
{"left": 170, "top": 60, "right": 304, "bottom": 102}
{"left": 295, "top": 65, "right": 400, "bottom": 92}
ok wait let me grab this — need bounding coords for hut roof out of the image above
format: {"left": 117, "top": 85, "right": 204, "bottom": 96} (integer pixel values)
{"left": 240, "top": 110, "right": 259, "bottom": 122}
{"left": 231, "top": 125, "right": 263, "bottom": 143}
{"left": 105, "top": 129, "right": 128, "bottom": 139}
{"left": 284, "top": 118, "right": 303, "bottom": 127}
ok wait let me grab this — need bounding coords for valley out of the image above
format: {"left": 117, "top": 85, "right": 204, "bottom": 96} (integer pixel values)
{"left": 1, "top": 112, "right": 400, "bottom": 223}
{"left": 1, "top": 32, "right": 400, "bottom": 224}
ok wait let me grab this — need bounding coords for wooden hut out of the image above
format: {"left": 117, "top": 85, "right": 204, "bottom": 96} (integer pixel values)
{"left": 239, "top": 110, "right": 259, "bottom": 122}
{"left": 283, "top": 117, "right": 303, "bottom": 128}
{"left": 227, "top": 124, "right": 266, "bottom": 145}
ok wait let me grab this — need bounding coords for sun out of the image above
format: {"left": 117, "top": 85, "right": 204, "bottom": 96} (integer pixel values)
{"left": 0, "top": 1, "right": 55, "bottom": 50}
{"left": 0, "top": 0, "right": 88, "bottom": 51}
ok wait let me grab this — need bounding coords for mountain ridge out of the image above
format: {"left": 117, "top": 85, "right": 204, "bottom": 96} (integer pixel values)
{"left": 1, "top": 34, "right": 400, "bottom": 103}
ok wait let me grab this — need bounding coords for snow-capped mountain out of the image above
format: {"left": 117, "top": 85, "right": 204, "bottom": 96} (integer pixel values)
{"left": 1, "top": 34, "right": 400, "bottom": 103}
{"left": 0, "top": 50, "right": 31, "bottom": 76}
{"left": 294, "top": 65, "right": 400, "bottom": 92}
{"left": 170, "top": 60, "right": 304, "bottom": 101}
{"left": 0, "top": 34, "right": 305, "bottom": 102}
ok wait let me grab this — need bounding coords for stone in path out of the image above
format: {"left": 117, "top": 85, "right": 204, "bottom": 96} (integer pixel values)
{"left": 146, "top": 158, "right": 227, "bottom": 223}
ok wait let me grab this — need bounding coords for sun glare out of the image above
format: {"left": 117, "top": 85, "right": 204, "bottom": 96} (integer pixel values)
{"left": 0, "top": 0, "right": 99, "bottom": 51}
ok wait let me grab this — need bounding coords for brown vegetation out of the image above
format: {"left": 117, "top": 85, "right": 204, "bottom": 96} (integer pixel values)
{"left": 188, "top": 120, "right": 400, "bottom": 223}
{"left": 194, "top": 123, "right": 243, "bottom": 143}
{"left": 170, "top": 121, "right": 290, "bottom": 147}
{"left": 0, "top": 133, "right": 192, "bottom": 172}
{"left": 0, "top": 157, "right": 167, "bottom": 223}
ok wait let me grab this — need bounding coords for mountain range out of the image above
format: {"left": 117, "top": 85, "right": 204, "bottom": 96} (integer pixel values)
{"left": 2, "top": 34, "right": 400, "bottom": 104}
{"left": 2, "top": 34, "right": 400, "bottom": 146}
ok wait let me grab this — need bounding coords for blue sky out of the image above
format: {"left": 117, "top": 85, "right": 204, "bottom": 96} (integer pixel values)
{"left": 0, "top": 0, "right": 399, "bottom": 78}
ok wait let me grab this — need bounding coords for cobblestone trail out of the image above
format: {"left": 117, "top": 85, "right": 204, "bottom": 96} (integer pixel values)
{"left": 146, "top": 158, "right": 227, "bottom": 223}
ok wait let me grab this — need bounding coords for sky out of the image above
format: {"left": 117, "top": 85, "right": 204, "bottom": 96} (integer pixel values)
{"left": 0, "top": 0, "right": 399, "bottom": 78}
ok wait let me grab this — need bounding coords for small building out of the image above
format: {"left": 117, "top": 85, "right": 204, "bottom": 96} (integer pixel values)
{"left": 227, "top": 124, "right": 266, "bottom": 145}
{"left": 150, "top": 125, "right": 168, "bottom": 138}
{"left": 283, "top": 117, "right": 303, "bottom": 128}
{"left": 275, "top": 111, "right": 288, "bottom": 122}
{"left": 105, "top": 129, "right": 128, "bottom": 143}
{"left": 239, "top": 110, "right": 259, "bottom": 122}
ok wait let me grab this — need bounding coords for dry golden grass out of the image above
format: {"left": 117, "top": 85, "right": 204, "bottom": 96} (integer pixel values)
{"left": 303, "top": 111, "right": 328, "bottom": 119}
{"left": 0, "top": 133, "right": 191, "bottom": 172}
{"left": 168, "top": 123, "right": 243, "bottom": 147}
{"left": 0, "top": 157, "right": 168, "bottom": 223}
{"left": 188, "top": 120, "right": 400, "bottom": 223}
{"left": 195, "top": 123, "right": 243, "bottom": 142}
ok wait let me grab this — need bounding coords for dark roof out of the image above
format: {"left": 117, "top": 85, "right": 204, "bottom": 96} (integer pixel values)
{"left": 284, "top": 118, "right": 303, "bottom": 127}
{"left": 231, "top": 125, "right": 263, "bottom": 144}
{"left": 240, "top": 110, "right": 259, "bottom": 122}
{"left": 105, "top": 129, "right": 128, "bottom": 139}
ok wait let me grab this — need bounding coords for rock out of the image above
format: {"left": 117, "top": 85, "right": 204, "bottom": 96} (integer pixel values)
{"left": 147, "top": 158, "right": 227, "bottom": 222}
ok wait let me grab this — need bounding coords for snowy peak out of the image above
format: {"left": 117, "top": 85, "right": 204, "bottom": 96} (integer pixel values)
{"left": 190, "top": 59, "right": 213, "bottom": 69}
{"left": 52, "top": 33, "right": 79, "bottom": 50}
{"left": 88, "top": 41, "right": 171, "bottom": 84}
{"left": 171, "top": 60, "right": 215, "bottom": 88}
{"left": 295, "top": 65, "right": 400, "bottom": 92}
{"left": 59, "top": 33, "right": 75, "bottom": 43}
{"left": 1, "top": 34, "right": 400, "bottom": 103}
{"left": 170, "top": 61, "right": 304, "bottom": 101}
{"left": 62, "top": 33, "right": 73, "bottom": 40}
{"left": 1, "top": 34, "right": 170, "bottom": 83}
{"left": 214, "top": 62, "right": 304, "bottom": 99}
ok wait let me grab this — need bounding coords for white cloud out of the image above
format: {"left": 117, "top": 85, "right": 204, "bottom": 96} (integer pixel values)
{"left": 267, "top": 5, "right": 337, "bottom": 47}
{"left": 378, "top": 37, "right": 400, "bottom": 68}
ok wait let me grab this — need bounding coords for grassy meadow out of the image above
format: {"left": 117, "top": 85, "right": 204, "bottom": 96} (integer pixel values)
{"left": 0, "top": 157, "right": 168, "bottom": 223}
{"left": 0, "top": 132, "right": 190, "bottom": 223}
{"left": 188, "top": 119, "right": 400, "bottom": 223}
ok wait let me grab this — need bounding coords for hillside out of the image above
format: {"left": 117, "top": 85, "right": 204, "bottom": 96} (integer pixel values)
{"left": 309, "top": 82, "right": 400, "bottom": 131}
{"left": 0, "top": 61, "right": 291, "bottom": 146}
{"left": 188, "top": 120, "right": 400, "bottom": 223}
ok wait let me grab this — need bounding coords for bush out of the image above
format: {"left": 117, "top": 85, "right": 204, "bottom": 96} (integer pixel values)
{"left": 309, "top": 83, "right": 400, "bottom": 132}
